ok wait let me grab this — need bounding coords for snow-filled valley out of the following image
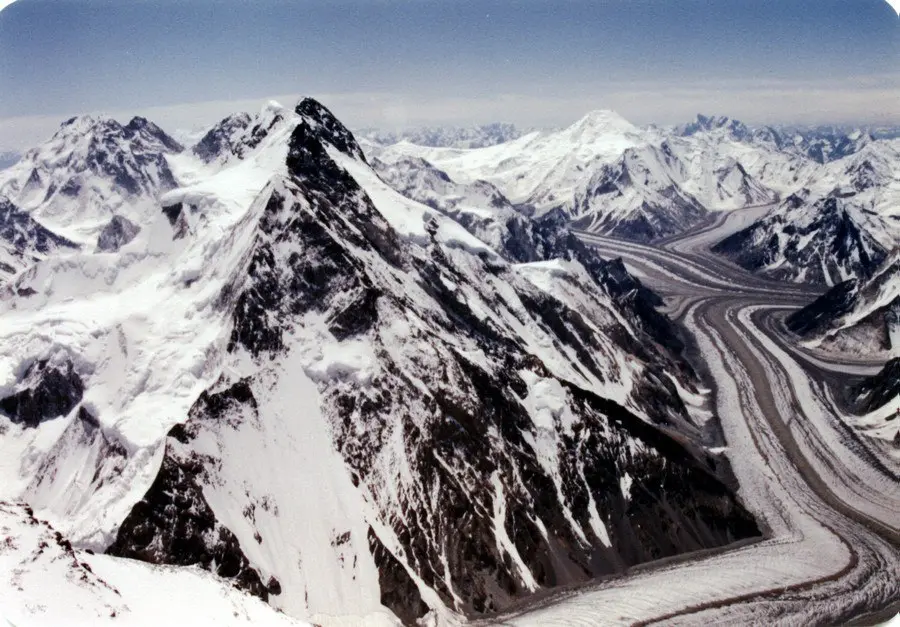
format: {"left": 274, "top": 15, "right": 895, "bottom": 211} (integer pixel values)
{"left": 0, "top": 99, "right": 897, "bottom": 626}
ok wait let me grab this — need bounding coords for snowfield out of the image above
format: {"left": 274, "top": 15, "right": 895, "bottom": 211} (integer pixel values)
{"left": 0, "top": 502, "right": 309, "bottom": 627}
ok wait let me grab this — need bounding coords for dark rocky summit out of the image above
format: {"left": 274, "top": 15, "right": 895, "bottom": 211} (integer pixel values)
{"left": 97, "top": 215, "right": 141, "bottom": 252}
{"left": 852, "top": 358, "right": 900, "bottom": 415}
{"left": 0, "top": 358, "right": 84, "bottom": 428}
{"left": 108, "top": 99, "right": 759, "bottom": 623}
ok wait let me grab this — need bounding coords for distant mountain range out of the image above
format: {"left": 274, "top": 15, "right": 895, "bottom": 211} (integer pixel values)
{"left": 372, "top": 113, "right": 900, "bottom": 281}
{"left": 360, "top": 122, "right": 525, "bottom": 149}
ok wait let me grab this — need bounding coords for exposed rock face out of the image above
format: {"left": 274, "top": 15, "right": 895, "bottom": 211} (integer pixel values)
{"left": 96, "top": 215, "right": 141, "bottom": 252}
{"left": 0, "top": 114, "right": 183, "bottom": 239}
{"left": 786, "top": 280, "right": 859, "bottom": 337}
{"left": 785, "top": 249, "right": 900, "bottom": 355}
{"left": 713, "top": 191, "right": 889, "bottom": 286}
{"left": 108, "top": 382, "right": 275, "bottom": 601}
{"left": 852, "top": 358, "right": 900, "bottom": 415}
{"left": 108, "top": 99, "right": 758, "bottom": 623}
{"left": 0, "top": 358, "right": 84, "bottom": 428}
{"left": 192, "top": 113, "right": 254, "bottom": 163}
{"left": 0, "top": 195, "right": 77, "bottom": 279}
{"left": 124, "top": 116, "right": 185, "bottom": 154}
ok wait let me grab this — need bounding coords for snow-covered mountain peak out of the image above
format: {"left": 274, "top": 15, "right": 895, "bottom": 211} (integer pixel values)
{"left": 565, "top": 109, "right": 639, "bottom": 142}
{"left": 295, "top": 97, "right": 367, "bottom": 162}
{"left": 123, "top": 116, "right": 185, "bottom": 153}
{"left": 0, "top": 114, "right": 184, "bottom": 244}
{"left": 837, "top": 140, "right": 900, "bottom": 192}
{"left": 679, "top": 114, "right": 750, "bottom": 140}
{"left": 44, "top": 114, "right": 183, "bottom": 158}
{"left": 0, "top": 98, "right": 761, "bottom": 623}
{"left": 191, "top": 113, "right": 253, "bottom": 162}
{"left": 55, "top": 114, "right": 125, "bottom": 140}
{"left": 191, "top": 100, "right": 299, "bottom": 167}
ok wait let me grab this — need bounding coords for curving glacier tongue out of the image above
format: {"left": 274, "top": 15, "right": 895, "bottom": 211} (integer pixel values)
{"left": 0, "top": 99, "right": 758, "bottom": 625}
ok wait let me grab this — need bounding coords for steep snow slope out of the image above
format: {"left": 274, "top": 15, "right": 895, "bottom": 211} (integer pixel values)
{"left": 786, "top": 249, "right": 900, "bottom": 356}
{"left": 0, "top": 99, "right": 758, "bottom": 625}
{"left": 0, "top": 116, "right": 183, "bottom": 245}
{"left": 369, "top": 155, "right": 544, "bottom": 261}
{"left": 0, "top": 195, "right": 77, "bottom": 281}
{"left": 0, "top": 501, "right": 307, "bottom": 627}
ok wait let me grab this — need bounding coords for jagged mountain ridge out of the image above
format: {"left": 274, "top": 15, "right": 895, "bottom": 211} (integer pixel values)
{"left": 0, "top": 115, "right": 183, "bottom": 245}
{"left": 712, "top": 137, "right": 900, "bottom": 286}
{"left": 0, "top": 99, "right": 758, "bottom": 625}
{"left": 676, "top": 114, "right": 875, "bottom": 164}
{"left": 568, "top": 142, "right": 710, "bottom": 241}
{"left": 713, "top": 190, "right": 891, "bottom": 286}
{"left": 0, "top": 195, "right": 77, "bottom": 280}
{"left": 360, "top": 122, "right": 524, "bottom": 149}
{"left": 786, "top": 249, "right": 900, "bottom": 356}
{"left": 373, "top": 110, "right": 793, "bottom": 242}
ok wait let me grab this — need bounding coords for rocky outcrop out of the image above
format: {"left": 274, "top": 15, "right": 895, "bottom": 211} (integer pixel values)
{"left": 0, "top": 358, "right": 84, "bottom": 428}
{"left": 786, "top": 280, "right": 859, "bottom": 337}
{"left": 96, "top": 215, "right": 141, "bottom": 252}
{"left": 0, "top": 195, "right": 77, "bottom": 279}
{"left": 785, "top": 250, "right": 900, "bottom": 355}
{"left": 108, "top": 382, "right": 276, "bottom": 601}
{"left": 713, "top": 192, "right": 889, "bottom": 285}
{"left": 852, "top": 358, "right": 900, "bottom": 415}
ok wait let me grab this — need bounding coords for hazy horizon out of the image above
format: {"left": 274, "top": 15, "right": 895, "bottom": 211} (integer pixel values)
{"left": 1, "top": 0, "right": 898, "bottom": 151}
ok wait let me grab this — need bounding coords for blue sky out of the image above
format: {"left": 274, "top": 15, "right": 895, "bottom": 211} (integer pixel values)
{"left": 0, "top": 0, "right": 898, "bottom": 149}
